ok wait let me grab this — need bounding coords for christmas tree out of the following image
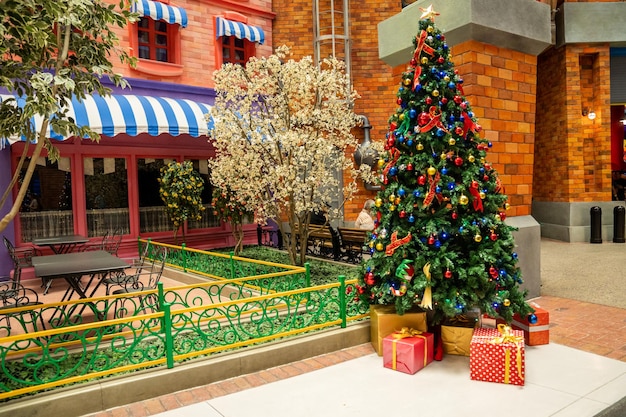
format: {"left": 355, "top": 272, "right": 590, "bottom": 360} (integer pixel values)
{"left": 358, "top": 5, "right": 533, "bottom": 325}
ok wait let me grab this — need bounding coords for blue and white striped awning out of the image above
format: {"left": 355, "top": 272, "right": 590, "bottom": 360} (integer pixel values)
{"left": 132, "top": 0, "right": 188, "bottom": 28}
{"left": 0, "top": 94, "right": 213, "bottom": 146}
{"left": 216, "top": 17, "right": 265, "bottom": 45}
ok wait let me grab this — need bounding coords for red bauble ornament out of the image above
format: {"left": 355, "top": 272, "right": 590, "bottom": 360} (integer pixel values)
{"left": 428, "top": 236, "right": 435, "bottom": 245}
{"left": 396, "top": 98, "right": 403, "bottom": 105}
{"left": 387, "top": 137, "right": 395, "bottom": 147}
{"left": 437, "top": 56, "right": 445, "bottom": 64}
{"left": 489, "top": 267, "right": 498, "bottom": 278}
{"left": 418, "top": 112, "right": 430, "bottom": 126}
{"left": 440, "top": 97, "right": 448, "bottom": 105}
{"left": 499, "top": 212, "right": 506, "bottom": 221}
{"left": 410, "top": 58, "right": 417, "bottom": 67}
{"left": 460, "top": 102, "right": 467, "bottom": 110}
{"left": 451, "top": 211, "right": 458, "bottom": 220}
{"left": 425, "top": 97, "right": 433, "bottom": 105}
{"left": 483, "top": 175, "right": 489, "bottom": 181}
{"left": 399, "top": 210, "right": 406, "bottom": 218}
{"left": 444, "top": 270, "right": 453, "bottom": 278}
{"left": 407, "top": 163, "right": 414, "bottom": 171}
{"left": 454, "top": 157, "right": 463, "bottom": 166}
{"left": 455, "top": 126, "right": 463, "bottom": 135}
{"left": 365, "top": 272, "right": 375, "bottom": 286}
{"left": 484, "top": 163, "right": 491, "bottom": 171}
{"left": 390, "top": 121, "right": 397, "bottom": 131}
{"left": 471, "top": 180, "right": 479, "bottom": 189}
{"left": 418, "top": 175, "right": 426, "bottom": 185}
{"left": 490, "top": 232, "right": 497, "bottom": 241}
{"left": 453, "top": 95, "right": 463, "bottom": 104}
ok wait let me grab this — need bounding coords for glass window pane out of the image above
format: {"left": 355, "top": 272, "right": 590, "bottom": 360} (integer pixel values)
{"left": 19, "top": 157, "right": 73, "bottom": 242}
{"left": 156, "top": 34, "right": 167, "bottom": 47}
{"left": 235, "top": 50, "right": 244, "bottom": 61}
{"left": 155, "top": 21, "right": 167, "bottom": 33}
{"left": 222, "top": 48, "right": 230, "bottom": 60}
{"left": 138, "top": 31, "right": 149, "bottom": 44}
{"left": 138, "top": 18, "right": 149, "bottom": 29}
{"left": 139, "top": 46, "right": 150, "bottom": 59}
{"left": 234, "top": 38, "right": 244, "bottom": 48}
{"left": 156, "top": 48, "right": 168, "bottom": 62}
{"left": 84, "top": 157, "right": 130, "bottom": 238}
{"left": 187, "top": 159, "right": 220, "bottom": 230}
{"left": 137, "top": 158, "right": 173, "bottom": 233}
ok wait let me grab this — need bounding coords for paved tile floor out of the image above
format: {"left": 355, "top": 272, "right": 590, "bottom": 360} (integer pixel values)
{"left": 77, "top": 294, "right": 626, "bottom": 417}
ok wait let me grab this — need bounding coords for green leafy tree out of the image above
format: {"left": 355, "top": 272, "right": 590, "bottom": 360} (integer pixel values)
{"left": 357, "top": 7, "right": 533, "bottom": 325}
{"left": 0, "top": 0, "right": 137, "bottom": 233}
{"left": 211, "top": 187, "right": 253, "bottom": 255}
{"left": 159, "top": 161, "right": 206, "bottom": 244}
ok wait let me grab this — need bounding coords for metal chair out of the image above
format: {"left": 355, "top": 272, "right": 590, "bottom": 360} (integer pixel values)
{"left": 108, "top": 245, "right": 168, "bottom": 317}
{"left": 3, "top": 236, "right": 42, "bottom": 286}
{"left": 0, "top": 281, "right": 44, "bottom": 334}
{"left": 103, "top": 228, "right": 123, "bottom": 255}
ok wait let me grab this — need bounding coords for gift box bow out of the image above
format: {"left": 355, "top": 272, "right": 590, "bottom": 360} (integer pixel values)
{"left": 487, "top": 324, "right": 524, "bottom": 383}
{"left": 390, "top": 328, "right": 429, "bottom": 370}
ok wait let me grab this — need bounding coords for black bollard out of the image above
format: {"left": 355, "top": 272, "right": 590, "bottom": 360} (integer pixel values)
{"left": 614, "top": 206, "right": 625, "bottom": 243}
{"left": 257, "top": 224, "right": 263, "bottom": 246}
{"left": 590, "top": 206, "right": 602, "bottom": 244}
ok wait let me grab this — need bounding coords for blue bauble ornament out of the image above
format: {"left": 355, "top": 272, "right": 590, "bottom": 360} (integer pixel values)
{"left": 389, "top": 166, "right": 398, "bottom": 176}
{"left": 434, "top": 240, "right": 441, "bottom": 248}
{"left": 409, "top": 109, "right": 417, "bottom": 119}
{"left": 488, "top": 142, "right": 493, "bottom": 148}
{"left": 435, "top": 186, "right": 441, "bottom": 193}
{"left": 414, "top": 84, "right": 422, "bottom": 92}
{"left": 441, "top": 232, "right": 449, "bottom": 240}
{"left": 397, "top": 135, "right": 405, "bottom": 143}
{"left": 449, "top": 115, "right": 455, "bottom": 122}
{"left": 441, "top": 167, "right": 448, "bottom": 175}
{"left": 448, "top": 82, "right": 456, "bottom": 89}
{"left": 394, "top": 130, "right": 401, "bottom": 137}
{"left": 528, "top": 314, "right": 538, "bottom": 324}
{"left": 447, "top": 182, "right": 455, "bottom": 190}
{"left": 398, "top": 188, "right": 406, "bottom": 197}
{"left": 413, "top": 190, "right": 421, "bottom": 197}
{"left": 408, "top": 214, "right": 415, "bottom": 223}
{"left": 512, "top": 252, "right": 518, "bottom": 259}
{"left": 407, "top": 139, "right": 414, "bottom": 147}
{"left": 436, "top": 128, "right": 445, "bottom": 137}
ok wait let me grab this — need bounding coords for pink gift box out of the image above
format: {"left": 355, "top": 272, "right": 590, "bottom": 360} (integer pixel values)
{"left": 470, "top": 326, "right": 526, "bottom": 386}
{"left": 383, "top": 330, "right": 434, "bottom": 375}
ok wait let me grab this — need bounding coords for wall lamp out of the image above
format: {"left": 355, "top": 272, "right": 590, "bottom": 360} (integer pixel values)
{"left": 582, "top": 107, "right": 596, "bottom": 120}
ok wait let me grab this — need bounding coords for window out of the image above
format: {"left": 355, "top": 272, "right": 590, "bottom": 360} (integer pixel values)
{"left": 19, "top": 157, "right": 74, "bottom": 242}
{"left": 137, "top": 17, "right": 170, "bottom": 62}
{"left": 84, "top": 157, "right": 130, "bottom": 237}
{"left": 222, "top": 36, "right": 250, "bottom": 66}
{"left": 214, "top": 14, "right": 265, "bottom": 68}
{"left": 128, "top": 0, "right": 187, "bottom": 76}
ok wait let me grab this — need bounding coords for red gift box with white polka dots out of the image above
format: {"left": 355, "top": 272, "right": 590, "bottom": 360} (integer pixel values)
{"left": 470, "top": 327, "right": 525, "bottom": 386}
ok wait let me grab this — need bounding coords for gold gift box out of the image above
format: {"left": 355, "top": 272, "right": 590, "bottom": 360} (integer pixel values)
{"left": 370, "top": 305, "right": 428, "bottom": 356}
{"left": 441, "top": 313, "right": 479, "bottom": 357}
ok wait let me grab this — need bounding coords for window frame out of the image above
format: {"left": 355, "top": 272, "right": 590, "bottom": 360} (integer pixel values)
{"left": 214, "top": 12, "right": 258, "bottom": 69}
{"left": 128, "top": 16, "right": 183, "bottom": 77}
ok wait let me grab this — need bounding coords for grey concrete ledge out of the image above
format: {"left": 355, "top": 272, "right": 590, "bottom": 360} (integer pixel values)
{"left": 0, "top": 322, "right": 371, "bottom": 417}
{"left": 557, "top": 2, "right": 626, "bottom": 47}
{"left": 379, "top": 0, "right": 552, "bottom": 67}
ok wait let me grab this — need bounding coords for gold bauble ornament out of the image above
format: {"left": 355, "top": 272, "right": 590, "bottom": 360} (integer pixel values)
{"left": 459, "top": 195, "right": 469, "bottom": 205}
{"left": 378, "top": 159, "right": 385, "bottom": 168}
{"left": 376, "top": 242, "right": 384, "bottom": 251}
{"left": 399, "top": 113, "right": 405, "bottom": 121}
{"left": 417, "top": 142, "right": 424, "bottom": 151}
{"left": 449, "top": 138, "right": 456, "bottom": 146}
{"left": 427, "top": 25, "right": 434, "bottom": 33}
{"left": 474, "top": 234, "right": 482, "bottom": 242}
{"left": 503, "top": 299, "right": 511, "bottom": 307}
{"left": 403, "top": 78, "right": 411, "bottom": 86}
{"left": 432, "top": 89, "right": 440, "bottom": 97}
{"left": 421, "top": 57, "right": 429, "bottom": 64}
{"left": 479, "top": 192, "right": 486, "bottom": 199}
{"left": 505, "top": 203, "right": 511, "bottom": 210}
{"left": 468, "top": 155, "right": 475, "bottom": 163}
{"left": 495, "top": 214, "right": 501, "bottom": 221}
{"left": 389, "top": 194, "right": 396, "bottom": 202}
{"left": 443, "top": 75, "right": 450, "bottom": 82}
{"left": 375, "top": 198, "right": 383, "bottom": 207}
{"left": 390, "top": 204, "right": 396, "bottom": 211}
{"left": 427, "top": 166, "right": 437, "bottom": 176}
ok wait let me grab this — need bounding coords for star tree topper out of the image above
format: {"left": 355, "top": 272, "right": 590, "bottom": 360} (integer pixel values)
{"left": 420, "top": 4, "right": 440, "bottom": 20}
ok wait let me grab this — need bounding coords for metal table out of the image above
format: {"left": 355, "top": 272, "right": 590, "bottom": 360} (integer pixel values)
{"left": 32, "top": 235, "right": 90, "bottom": 254}
{"left": 32, "top": 250, "right": 130, "bottom": 301}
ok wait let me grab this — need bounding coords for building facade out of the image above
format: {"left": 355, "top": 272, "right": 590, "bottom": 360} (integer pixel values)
{"left": 1, "top": 0, "right": 275, "bottom": 276}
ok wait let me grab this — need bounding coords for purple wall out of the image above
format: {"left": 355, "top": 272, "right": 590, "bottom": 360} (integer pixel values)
{"left": 0, "top": 146, "right": 14, "bottom": 277}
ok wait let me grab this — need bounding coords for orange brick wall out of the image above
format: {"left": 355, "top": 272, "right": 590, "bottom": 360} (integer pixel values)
{"left": 107, "top": 0, "right": 274, "bottom": 89}
{"left": 272, "top": 0, "right": 400, "bottom": 222}
{"left": 535, "top": 44, "right": 612, "bottom": 202}
{"left": 273, "top": 2, "right": 540, "bottom": 220}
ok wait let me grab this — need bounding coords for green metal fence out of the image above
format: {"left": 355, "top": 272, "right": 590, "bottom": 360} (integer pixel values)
{"left": 0, "top": 240, "right": 367, "bottom": 401}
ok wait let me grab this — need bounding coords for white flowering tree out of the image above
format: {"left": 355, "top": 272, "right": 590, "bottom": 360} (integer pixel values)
{"left": 209, "top": 46, "right": 378, "bottom": 265}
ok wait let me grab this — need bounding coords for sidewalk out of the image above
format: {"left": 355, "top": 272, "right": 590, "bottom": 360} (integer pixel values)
{"left": 83, "top": 240, "right": 626, "bottom": 417}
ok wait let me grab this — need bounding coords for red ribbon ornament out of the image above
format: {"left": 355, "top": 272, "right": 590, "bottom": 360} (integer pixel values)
{"left": 423, "top": 171, "right": 441, "bottom": 208}
{"left": 417, "top": 106, "right": 448, "bottom": 134}
{"left": 385, "top": 231, "right": 412, "bottom": 256}
{"left": 412, "top": 30, "right": 435, "bottom": 91}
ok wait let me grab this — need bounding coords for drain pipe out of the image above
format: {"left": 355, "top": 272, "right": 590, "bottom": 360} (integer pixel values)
{"left": 353, "top": 115, "right": 381, "bottom": 191}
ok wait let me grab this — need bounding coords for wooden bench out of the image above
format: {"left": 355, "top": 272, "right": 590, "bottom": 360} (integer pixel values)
{"left": 337, "top": 227, "right": 369, "bottom": 264}
{"left": 288, "top": 224, "right": 339, "bottom": 260}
